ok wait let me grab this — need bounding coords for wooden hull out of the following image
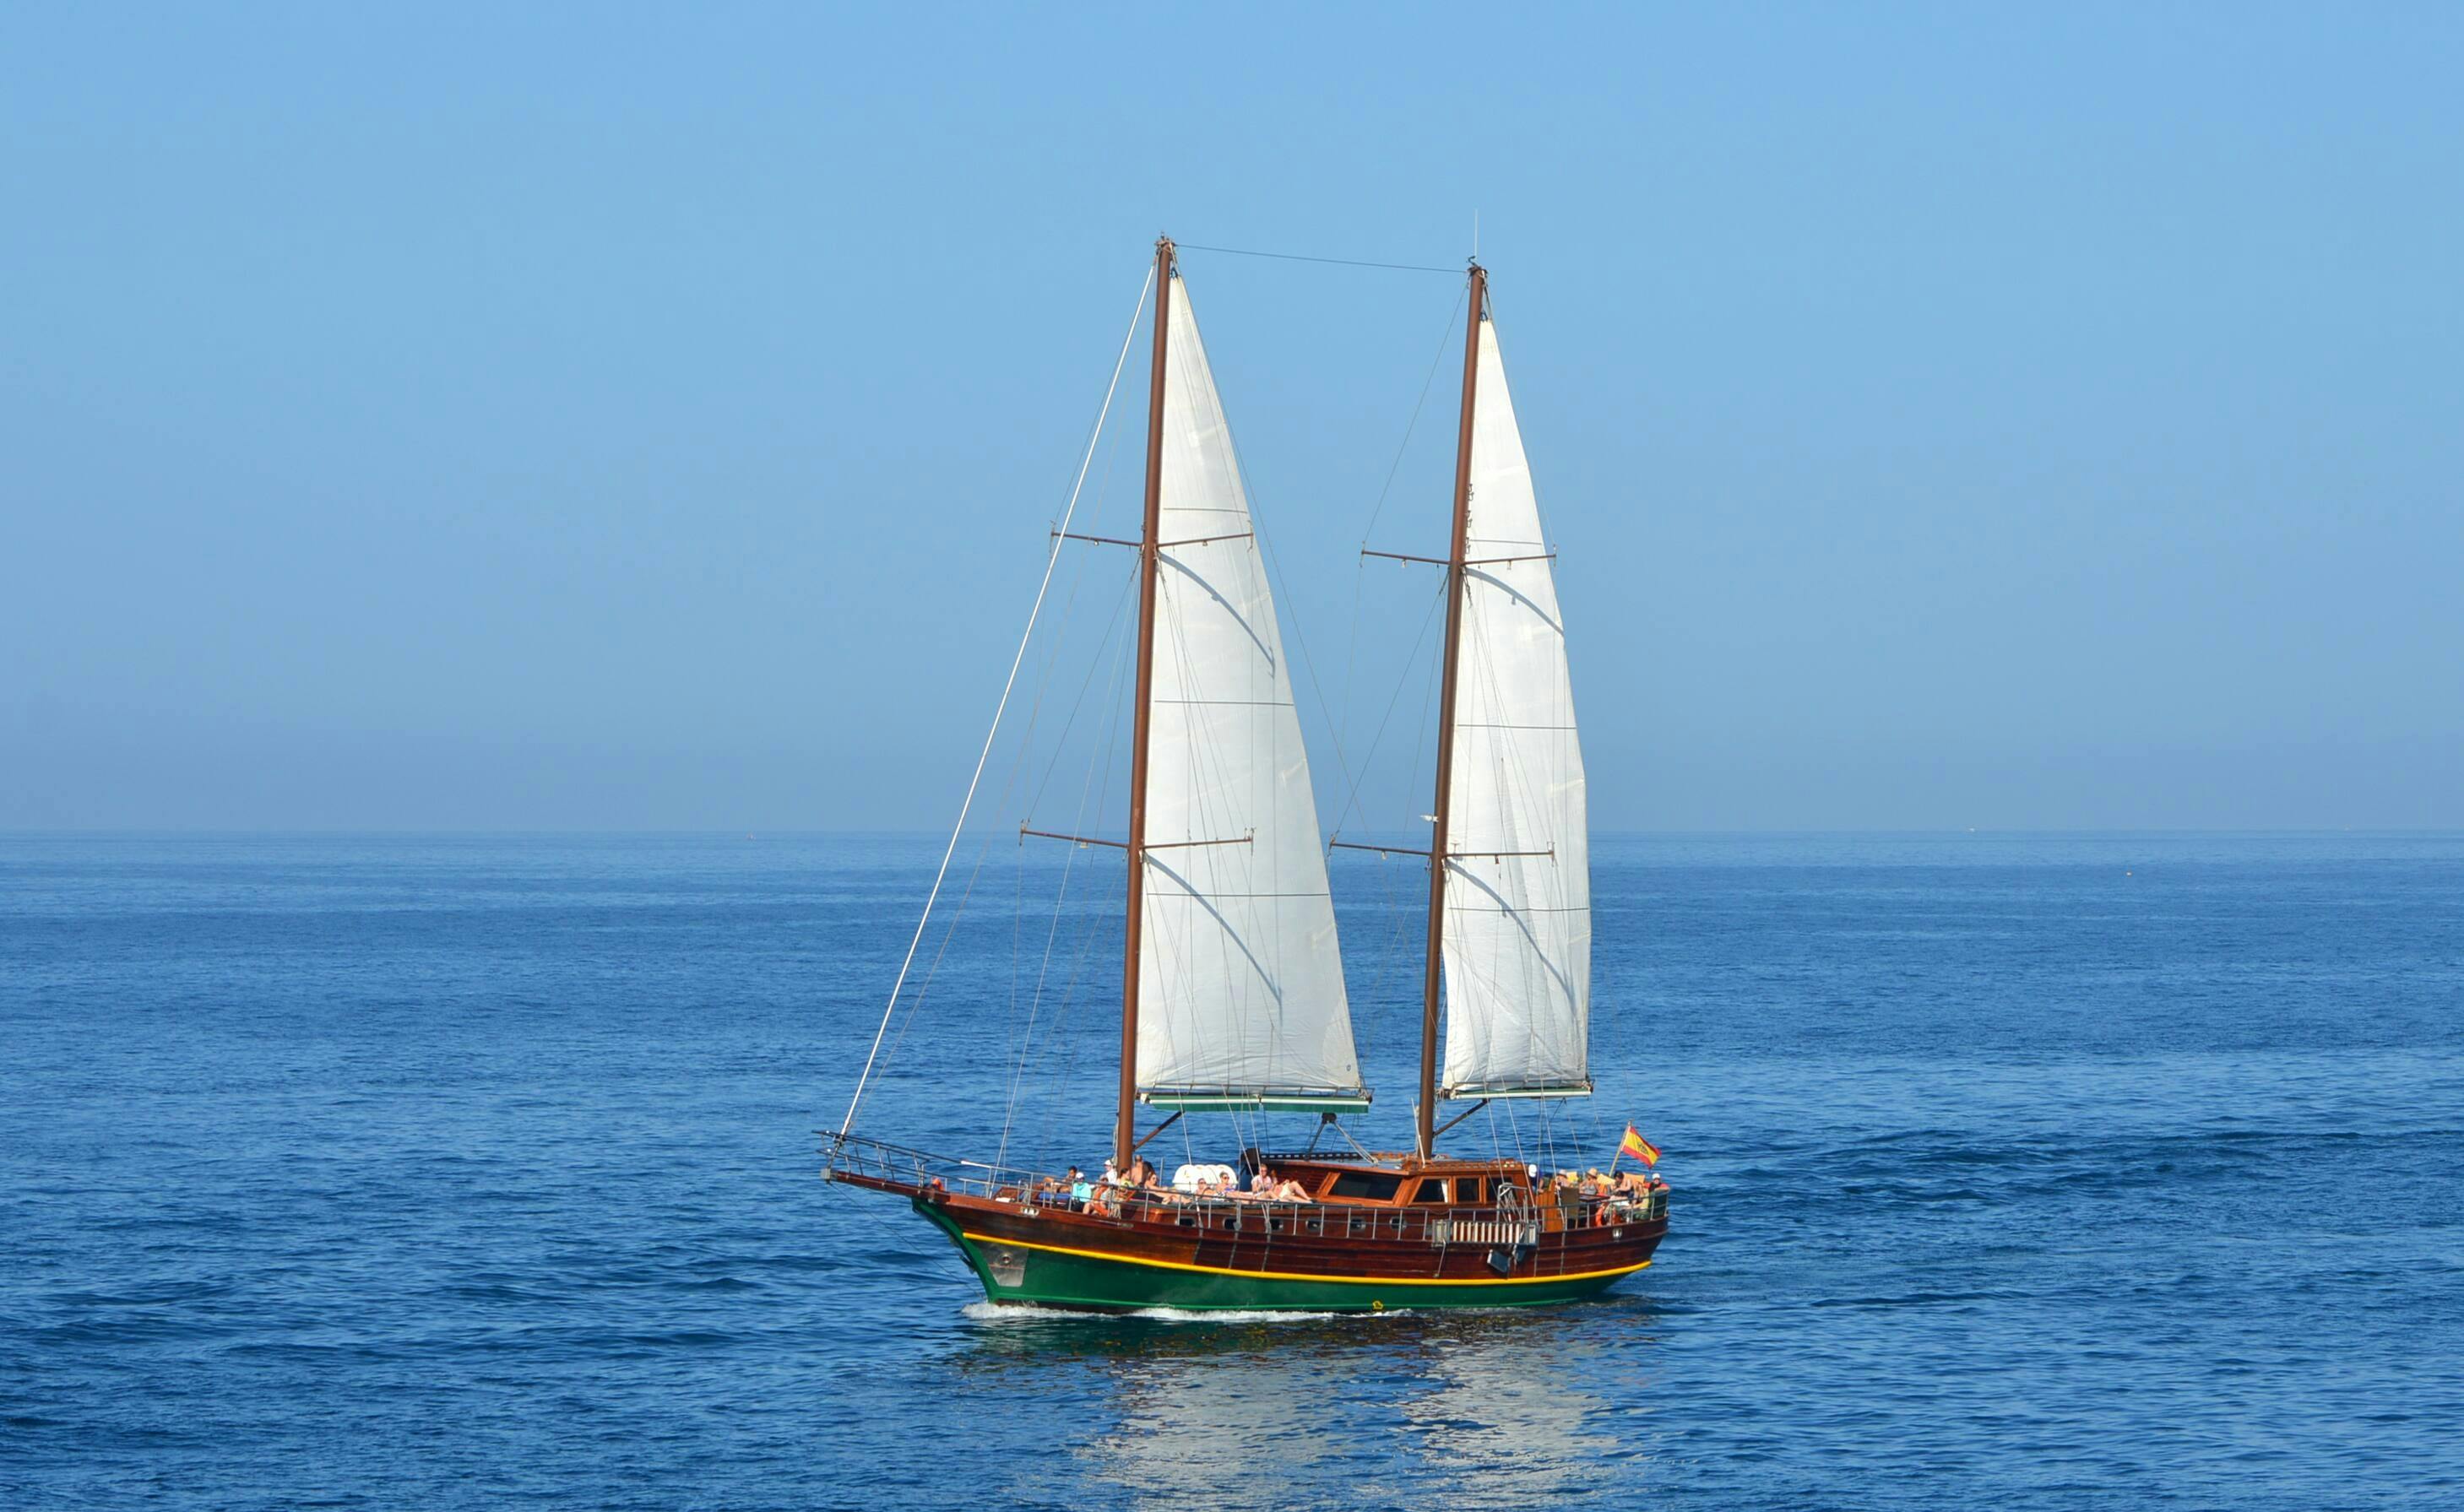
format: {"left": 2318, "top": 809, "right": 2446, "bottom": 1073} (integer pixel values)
{"left": 844, "top": 1175, "right": 1666, "bottom": 1314}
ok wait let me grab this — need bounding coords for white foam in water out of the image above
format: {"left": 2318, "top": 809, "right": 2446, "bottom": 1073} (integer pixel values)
{"left": 962, "top": 1301, "right": 1400, "bottom": 1325}
{"left": 961, "top": 1301, "right": 1104, "bottom": 1322}
{"left": 1126, "top": 1307, "right": 1357, "bottom": 1325}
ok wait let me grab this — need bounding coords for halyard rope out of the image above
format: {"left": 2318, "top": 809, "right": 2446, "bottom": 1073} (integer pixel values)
{"left": 1176, "top": 241, "right": 1460, "bottom": 275}
{"left": 837, "top": 267, "right": 1155, "bottom": 1142}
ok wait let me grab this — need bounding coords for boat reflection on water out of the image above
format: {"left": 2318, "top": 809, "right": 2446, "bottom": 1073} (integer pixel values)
{"left": 951, "top": 1298, "right": 1662, "bottom": 1509}
{"left": 1399, "top": 1314, "right": 1635, "bottom": 1505}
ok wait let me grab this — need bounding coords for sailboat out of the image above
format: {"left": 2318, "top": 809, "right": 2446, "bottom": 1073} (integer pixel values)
{"left": 826, "top": 238, "right": 1667, "bottom": 1311}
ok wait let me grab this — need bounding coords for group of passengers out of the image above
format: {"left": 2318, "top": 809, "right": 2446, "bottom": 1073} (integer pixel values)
{"left": 1028, "top": 1158, "right": 1312, "bottom": 1216}
{"left": 1554, "top": 1167, "right": 1666, "bottom": 1201}
{"left": 1019, "top": 1158, "right": 1664, "bottom": 1220}
{"left": 1553, "top": 1166, "right": 1668, "bottom": 1224}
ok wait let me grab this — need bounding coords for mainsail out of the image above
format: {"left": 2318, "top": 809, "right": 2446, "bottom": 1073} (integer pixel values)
{"left": 1134, "top": 275, "right": 1366, "bottom": 1110}
{"left": 1439, "top": 317, "right": 1592, "bottom": 1098}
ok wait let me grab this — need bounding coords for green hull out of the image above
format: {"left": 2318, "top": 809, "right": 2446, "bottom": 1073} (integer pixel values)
{"left": 914, "top": 1196, "right": 1645, "bottom": 1314}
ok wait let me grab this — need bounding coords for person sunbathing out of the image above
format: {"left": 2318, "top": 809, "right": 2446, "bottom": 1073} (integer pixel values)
{"left": 1266, "top": 1179, "right": 1313, "bottom": 1203}
{"left": 1226, "top": 1170, "right": 1284, "bottom": 1202}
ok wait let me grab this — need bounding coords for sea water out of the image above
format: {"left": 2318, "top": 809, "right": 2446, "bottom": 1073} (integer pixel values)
{"left": 3, "top": 832, "right": 2458, "bottom": 1509}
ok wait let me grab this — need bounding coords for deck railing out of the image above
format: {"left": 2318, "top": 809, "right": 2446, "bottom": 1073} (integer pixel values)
{"left": 822, "top": 1132, "right": 1055, "bottom": 1199}
{"left": 823, "top": 1131, "right": 1668, "bottom": 1236}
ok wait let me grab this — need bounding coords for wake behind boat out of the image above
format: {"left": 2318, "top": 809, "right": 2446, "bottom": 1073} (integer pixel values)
{"left": 827, "top": 238, "right": 1666, "bottom": 1312}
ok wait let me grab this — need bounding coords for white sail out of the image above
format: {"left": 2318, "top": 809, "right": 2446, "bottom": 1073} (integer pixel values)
{"left": 1441, "top": 317, "right": 1592, "bottom": 1098}
{"left": 1135, "top": 275, "right": 1366, "bottom": 1109}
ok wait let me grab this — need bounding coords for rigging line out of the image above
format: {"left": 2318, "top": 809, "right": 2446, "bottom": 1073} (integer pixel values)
{"left": 1343, "top": 559, "right": 1365, "bottom": 789}
{"left": 1358, "top": 286, "right": 1471, "bottom": 550}
{"left": 1023, "top": 809, "right": 1112, "bottom": 1164}
{"left": 1009, "top": 430, "right": 1111, "bottom": 826}
{"left": 1366, "top": 843, "right": 1402, "bottom": 1012}
{"left": 999, "top": 554, "right": 1139, "bottom": 1168}
{"left": 882, "top": 371, "right": 1147, "bottom": 1089}
{"left": 1247, "top": 482, "right": 1362, "bottom": 842}
{"left": 1023, "top": 607, "right": 1133, "bottom": 1168}
{"left": 1340, "top": 289, "right": 1464, "bottom": 813}
{"left": 1007, "top": 276, "right": 1138, "bottom": 818}
{"left": 1008, "top": 463, "right": 1103, "bottom": 813}
{"left": 941, "top": 586, "right": 1133, "bottom": 1132}
{"left": 1028, "top": 550, "right": 1139, "bottom": 1157}
{"left": 1175, "top": 241, "right": 1459, "bottom": 275}
{"left": 1341, "top": 290, "right": 1462, "bottom": 779}
{"left": 1008, "top": 797, "right": 1026, "bottom": 1092}
{"left": 1328, "top": 572, "right": 1447, "bottom": 841}
{"left": 887, "top": 577, "right": 1097, "bottom": 1084}
{"left": 996, "top": 823, "right": 1067, "bottom": 1169}
{"left": 1022, "top": 565, "right": 1140, "bottom": 825}
{"left": 1040, "top": 858, "right": 1112, "bottom": 1152}
{"left": 838, "top": 266, "right": 1155, "bottom": 1142}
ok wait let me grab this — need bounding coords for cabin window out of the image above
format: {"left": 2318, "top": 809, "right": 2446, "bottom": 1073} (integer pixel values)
{"left": 1411, "top": 1179, "right": 1448, "bottom": 1206}
{"left": 1328, "top": 1172, "right": 1403, "bottom": 1201}
{"left": 1457, "top": 1178, "right": 1486, "bottom": 1205}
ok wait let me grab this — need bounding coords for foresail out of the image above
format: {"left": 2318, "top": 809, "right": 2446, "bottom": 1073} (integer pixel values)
{"left": 1136, "top": 275, "right": 1365, "bottom": 1109}
{"left": 1441, "top": 318, "right": 1593, "bottom": 1098}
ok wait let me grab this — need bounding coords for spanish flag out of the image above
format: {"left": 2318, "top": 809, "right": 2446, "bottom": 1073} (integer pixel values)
{"left": 1620, "top": 1125, "right": 1661, "bottom": 1167}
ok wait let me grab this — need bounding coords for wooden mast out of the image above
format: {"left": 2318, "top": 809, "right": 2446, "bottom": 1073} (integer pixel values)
{"left": 1118, "top": 236, "right": 1175, "bottom": 1173}
{"left": 1417, "top": 261, "right": 1486, "bottom": 1162}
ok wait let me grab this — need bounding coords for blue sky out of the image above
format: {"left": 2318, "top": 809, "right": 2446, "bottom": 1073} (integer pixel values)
{"left": 3, "top": 4, "right": 2457, "bottom": 830}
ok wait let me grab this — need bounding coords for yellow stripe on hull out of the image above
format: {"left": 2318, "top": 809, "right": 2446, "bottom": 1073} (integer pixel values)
{"left": 959, "top": 1230, "right": 1653, "bottom": 1287}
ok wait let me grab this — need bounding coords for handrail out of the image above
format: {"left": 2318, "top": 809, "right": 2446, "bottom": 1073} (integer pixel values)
{"left": 823, "top": 1133, "right": 1669, "bottom": 1232}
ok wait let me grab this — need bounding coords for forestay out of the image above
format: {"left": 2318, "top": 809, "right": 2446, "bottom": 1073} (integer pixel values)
{"left": 1440, "top": 318, "right": 1593, "bottom": 1098}
{"left": 1136, "top": 274, "right": 1367, "bottom": 1110}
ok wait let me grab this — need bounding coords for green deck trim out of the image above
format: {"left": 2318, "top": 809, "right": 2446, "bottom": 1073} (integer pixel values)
{"left": 1139, "top": 1092, "right": 1374, "bottom": 1114}
{"left": 1441, "top": 1083, "right": 1595, "bottom": 1100}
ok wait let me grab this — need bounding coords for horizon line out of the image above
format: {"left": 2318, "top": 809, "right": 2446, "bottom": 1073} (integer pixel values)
{"left": 6, "top": 826, "right": 2460, "bottom": 841}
